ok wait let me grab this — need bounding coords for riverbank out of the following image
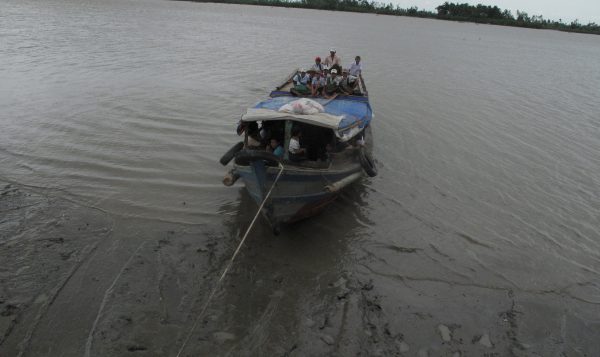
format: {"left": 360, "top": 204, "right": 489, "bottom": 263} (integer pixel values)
{"left": 2, "top": 181, "right": 599, "bottom": 355}
{"left": 176, "top": 0, "right": 600, "bottom": 35}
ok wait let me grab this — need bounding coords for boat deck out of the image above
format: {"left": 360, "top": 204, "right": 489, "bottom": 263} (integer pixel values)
{"left": 272, "top": 69, "right": 368, "bottom": 98}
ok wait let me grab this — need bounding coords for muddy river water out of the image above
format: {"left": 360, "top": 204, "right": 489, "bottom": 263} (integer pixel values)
{"left": 1, "top": 0, "right": 599, "bottom": 355}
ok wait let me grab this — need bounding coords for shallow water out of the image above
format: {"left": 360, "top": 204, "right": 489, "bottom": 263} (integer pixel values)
{"left": 1, "top": 0, "right": 600, "bottom": 355}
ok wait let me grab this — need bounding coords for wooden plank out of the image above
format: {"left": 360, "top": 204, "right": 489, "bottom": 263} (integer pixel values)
{"left": 275, "top": 69, "right": 299, "bottom": 90}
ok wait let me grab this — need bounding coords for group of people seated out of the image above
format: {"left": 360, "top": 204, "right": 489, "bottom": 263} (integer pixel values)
{"left": 290, "top": 49, "right": 363, "bottom": 99}
{"left": 240, "top": 120, "right": 333, "bottom": 162}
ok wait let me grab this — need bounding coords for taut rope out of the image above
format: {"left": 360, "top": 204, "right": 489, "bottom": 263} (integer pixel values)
{"left": 175, "top": 162, "right": 285, "bottom": 357}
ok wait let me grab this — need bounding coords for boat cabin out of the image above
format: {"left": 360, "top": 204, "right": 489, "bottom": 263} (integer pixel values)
{"left": 235, "top": 69, "right": 373, "bottom": 168}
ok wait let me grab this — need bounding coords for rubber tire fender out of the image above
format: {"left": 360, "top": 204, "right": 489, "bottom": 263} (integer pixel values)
{"left": 234, "top": 149, "right": 281, "bottom": 167}
{"left": 219, "top": 142, "right": 244, "bottom": 166}
{"left": 359, "top": 147, "right": 377, "bottom": 177}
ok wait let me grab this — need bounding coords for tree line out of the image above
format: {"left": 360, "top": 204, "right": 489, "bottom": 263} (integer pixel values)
{"left": 179, "top": 0, "right": 600, "bottom": 35}
{"left": 434, "top": 2, "right": 598, "bottom": 34}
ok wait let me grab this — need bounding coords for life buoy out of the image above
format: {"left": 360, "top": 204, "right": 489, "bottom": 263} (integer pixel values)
{"left": 359, "top": 148, "right": 377, "bottom": 177}
{"left": 219, "top": 142, "right": 244, "bottom": 166}
{"left": 234, "top": 150, "right": 281, "bottom": 167}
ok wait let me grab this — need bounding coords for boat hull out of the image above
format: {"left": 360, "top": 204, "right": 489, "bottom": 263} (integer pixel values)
{"left": 235, "top": 163, "right": 362, "bottom": 225}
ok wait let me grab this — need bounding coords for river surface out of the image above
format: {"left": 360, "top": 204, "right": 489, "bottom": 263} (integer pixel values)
{"left": 1, "top": 0, "right": 599, "bottom": 356}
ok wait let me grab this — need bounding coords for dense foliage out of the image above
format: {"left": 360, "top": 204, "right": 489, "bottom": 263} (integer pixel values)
{"left": 181, "top": 0, "right": 600, "bottom": 35}
{"left": 434, "top": 2, "right": 599, "bottom": 34}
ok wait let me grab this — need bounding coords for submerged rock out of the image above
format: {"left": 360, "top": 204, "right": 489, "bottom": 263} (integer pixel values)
{"left": 320, "top": 334, "right": 335, "bottom": 345}
{"left": 438, "top": 324, "right": 452, "bottom": 342}
{"left": 477, "top": 333, "right": 493, "bottom": 348}
{"left": 213, "top": 331, "right": 236, "bottom": 344}
{"left": 271, "top": 290, "right": 284, "bottom": 298}
{"left": 332, "top": 277, "right": 347, "bottom": 288}
{"left": 398, "top": 340, "right": 410, "bottom": 352}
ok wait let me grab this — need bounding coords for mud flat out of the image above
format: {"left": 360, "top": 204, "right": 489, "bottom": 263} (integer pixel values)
{"left": 0, "top": 181, "right": 229, "bottom": 356}
{"left": 1, "top": 181, "right": 599, "bottom": 356}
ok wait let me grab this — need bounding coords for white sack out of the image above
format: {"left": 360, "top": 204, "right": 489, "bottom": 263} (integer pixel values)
{"left": 278, "top": 98, "right": 325, "bottom": 115}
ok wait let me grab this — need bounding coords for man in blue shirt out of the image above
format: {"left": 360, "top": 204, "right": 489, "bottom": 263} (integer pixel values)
{"left": 268, "top": 138, "right": 284, "bottom": 158}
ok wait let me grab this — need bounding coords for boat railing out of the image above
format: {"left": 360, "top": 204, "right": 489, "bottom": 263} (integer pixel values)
{"left": 358, "top": 74, "right": 368, "bottom": 97}
{"left": 275, "top": 69, "right": 299, "bottom": 91}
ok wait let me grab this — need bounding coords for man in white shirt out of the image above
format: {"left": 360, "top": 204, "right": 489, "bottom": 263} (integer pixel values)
{"left": 289, "top": 128, "right": 306, "bottom": 161}
{"left": 291, "top": 69, "right": 311, "bottom": 96}
{"left": 348, "top": 56, "right": 362, "bottom": 76}
{"left": 323, "top": 48, "right": 342, "bottom": 73}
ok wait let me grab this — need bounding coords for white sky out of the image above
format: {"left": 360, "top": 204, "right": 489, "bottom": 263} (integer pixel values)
{"left": 389, "top": 0, "right": 600, "bottom": 24}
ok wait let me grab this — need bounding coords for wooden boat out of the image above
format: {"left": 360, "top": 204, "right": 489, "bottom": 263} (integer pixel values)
{"left": 220, "top": 69, "right": 376, "bottom": 233}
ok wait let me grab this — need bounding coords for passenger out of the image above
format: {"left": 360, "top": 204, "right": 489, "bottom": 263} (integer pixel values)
{"left": 288, "top": 128, "right": 306, "bottom": 161}
{"left": 323, "top": 69, "right": 341, "bottom": 99}
{"left": 259, "top": 121, "right": 275, "bottom": 146}
{"left": 267, "top": 138, "right": 284, "bottom": 158}
{"left": 348, "top": 74, "right": 362, "bottom": 95}
{"left": 246, "top": 122, "right": 262, "bottom": 148}
{"left": 339, "top": 70, "right": 355, "bottom": 95}
{"left": 348, "top": 56, "right": 362, "bottom": 77}
{"left": 311, "top": 57, "right": 325, "bottom": 72}
{"left": 310, "top": 71, "right": 326, "bottom": 97}
{"left": 323, "top": 48, "right": 342, "bottom": 74}
{"left": 290, "top": 69, "right": 311, "bottom": 96}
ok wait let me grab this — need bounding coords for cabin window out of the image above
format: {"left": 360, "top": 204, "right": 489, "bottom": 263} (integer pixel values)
{"left": 242, "top": 120, "right": 335, "bottom": 164}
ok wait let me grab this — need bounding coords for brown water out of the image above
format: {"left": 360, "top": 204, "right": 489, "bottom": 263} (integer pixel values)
{"left": 1, "top": 0, "right": 599, "bottom": 356}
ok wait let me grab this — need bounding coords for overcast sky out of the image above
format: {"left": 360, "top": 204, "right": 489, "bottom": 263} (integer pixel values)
{"left": 389, "top": 0, "right": 600, "bottom": 24}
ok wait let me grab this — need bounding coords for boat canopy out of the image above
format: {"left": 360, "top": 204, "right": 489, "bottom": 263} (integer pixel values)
{"left": 241, "top": 96, "right": 373, "bottom": 141}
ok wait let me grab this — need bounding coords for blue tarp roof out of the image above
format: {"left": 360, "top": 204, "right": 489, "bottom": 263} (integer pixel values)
{"left": 252, "top": 95, "right": 372, "bottom": 132}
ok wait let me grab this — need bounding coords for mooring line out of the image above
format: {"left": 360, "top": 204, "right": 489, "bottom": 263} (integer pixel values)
{"left": 175, "top": 163, "right": 285, "bottom": 357}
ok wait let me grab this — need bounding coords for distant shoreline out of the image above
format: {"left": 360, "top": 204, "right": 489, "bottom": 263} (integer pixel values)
{"left": 175, "top": 0, "right": 600, "bottom": 36}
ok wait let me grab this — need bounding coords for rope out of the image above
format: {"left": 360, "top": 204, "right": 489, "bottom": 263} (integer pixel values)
{"left": 175, "top": 162, "right": 285, "bottom": 357}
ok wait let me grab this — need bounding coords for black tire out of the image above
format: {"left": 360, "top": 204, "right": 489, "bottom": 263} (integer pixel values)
{"left": 359, "top": 148, "right": 377, "bottom": 177}
{"left": 234, "top": 149, "right": 281, "bottom": 167}
{"left": 219, "top": 142, "right": 244, "bottom": 166}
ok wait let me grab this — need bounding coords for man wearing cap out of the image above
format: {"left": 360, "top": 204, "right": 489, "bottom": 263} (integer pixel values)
{"left": 323, "top": 68, "right": 341, "bottom": 99}
{"left": 311, "top": 57, "right": 325, "bottom": 72}
{"left": 310, "top": 70, "right": 327, "bottom": 97}
{"left": 323, "top": 48, "right": 342, "bottom": 74}
{"left": 339, "top": 70, "right": 357, "bottom": 95}
{"left": 290, "top": 69, "right": 311, "bottom": 96}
